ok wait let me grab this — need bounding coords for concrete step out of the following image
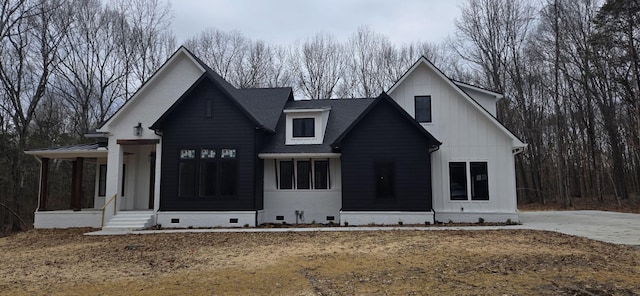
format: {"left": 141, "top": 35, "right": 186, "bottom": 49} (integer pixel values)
{"left": 103, "top": 211, "right": 153, "bottom": 231}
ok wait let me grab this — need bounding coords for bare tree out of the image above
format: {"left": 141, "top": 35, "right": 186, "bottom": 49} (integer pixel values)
{"left": 0, "top": 0, "right": 72, "bottom": 230}
{"left": 291, "top": 32, "right": 346, "bottom": 99}
{"left": 185, "top": 28, "right": 248, "bottom": 81}
{"left": 53, "top": 0, "right": 127, "bottom": 136}
{"left": 110, "top": 0, "right": 174, "bottom": 98}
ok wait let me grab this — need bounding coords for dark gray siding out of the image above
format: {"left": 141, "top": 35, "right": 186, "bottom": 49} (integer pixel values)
{"left": 340, "top": 99, "right": 433, "bottom": 211}
{"left": 159, "top": 78, "right": 260, "bottom": 211}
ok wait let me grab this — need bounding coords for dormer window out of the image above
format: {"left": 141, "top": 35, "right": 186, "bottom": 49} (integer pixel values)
{"left": 284, "top": 107, "right": 330, "bottom": 145}
{"left": 293, "top": 118, "right": 315, "bottom": 138}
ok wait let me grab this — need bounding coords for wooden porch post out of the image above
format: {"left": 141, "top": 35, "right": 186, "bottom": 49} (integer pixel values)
{"left": 72, "top": 157, "right": 84, "bottom": 211}
{"left": 38, "top": 158, "right": 49, "bottom": 211}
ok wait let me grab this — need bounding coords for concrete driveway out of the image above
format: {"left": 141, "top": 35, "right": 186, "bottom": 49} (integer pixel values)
{"left": 520, "top": 211, "right": 640, "bottom": 245}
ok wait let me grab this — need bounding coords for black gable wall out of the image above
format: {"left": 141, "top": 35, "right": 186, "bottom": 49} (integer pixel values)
{"left": 159, "top": 77, "right": 259, "bottom": 211}
{"left": 340, "top": 99, "right": 433, "bottom": 211}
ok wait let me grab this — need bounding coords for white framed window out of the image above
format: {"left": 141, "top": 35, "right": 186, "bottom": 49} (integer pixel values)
{"left": 284, "top": 107, "right": 330, "bottom": 145}
{"left": 292, "top": 118, "right": 315, "bottom": 138}
{"left": 415, "top": 95, "right": 432, "bottom": 123}
{"left": 277, "top": 159, "right": 330, "bottom": 190}
{"left": 449, "top": 161, "right": 489, "bottom": 201}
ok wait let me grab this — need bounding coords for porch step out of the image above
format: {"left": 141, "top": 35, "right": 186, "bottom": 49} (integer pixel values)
{"left": 103, "top": 211, "right": 154, "bottom": 232}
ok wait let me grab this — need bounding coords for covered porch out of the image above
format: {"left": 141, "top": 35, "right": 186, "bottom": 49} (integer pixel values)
{"left": 25, "top": 139, "right": 159, "bottom": 229}
{"left": 25, "top": 143, "right": 108, "bottom": 228}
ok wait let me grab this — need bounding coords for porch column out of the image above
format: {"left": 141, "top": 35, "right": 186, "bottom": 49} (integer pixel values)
{"left": 153, "top": 141, "right": 162, "bottom": 212}
{"left": 106, "top": 139, "right": 124, "bottom": 212}
{"left": 38, "top": 158, "right": 49, "bottom": 211}
{"left": 72, "top": 157, "right": 84, "bottom": 211}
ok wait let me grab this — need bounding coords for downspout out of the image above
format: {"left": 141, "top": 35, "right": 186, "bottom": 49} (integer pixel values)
{"left": 428, "top": 144, "right": 440, "bottom": 223}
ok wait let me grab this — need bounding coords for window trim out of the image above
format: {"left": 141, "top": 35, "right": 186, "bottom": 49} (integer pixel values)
{"left": 448, "top": 160, "right": 490, "bottom": 202}
{"left": 178, "top": 148, "right": 238, "bottom": 199}
{"left": 292, "top": 118, "right": 315, "bottom": 138}
{"left": 470, "top": 162, "right": 489, "bottom": 201}
{"left": 415, "top": 95, "right": 432, "bottom": 123}
{"left": 98, "top": 164, "right": 107, "bottom": 197}
{"left": 277, "top": 159, "right": 331, "bottom": 190}
{"left": 449, "top": 162, "right": 467, "bottom": 201}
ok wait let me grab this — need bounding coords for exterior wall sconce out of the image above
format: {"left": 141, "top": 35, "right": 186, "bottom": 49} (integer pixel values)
{"left": 134, "top": 122, "right": 143, "bottom": 136}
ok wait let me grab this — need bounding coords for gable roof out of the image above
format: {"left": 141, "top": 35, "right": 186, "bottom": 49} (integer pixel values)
{"left": 102, "top": 46, "right": 291, "bottom": 133}
{"left": 178, "top": 47, "right": 292, "bottom": 132}
{"left": 97, "top": 46, "right": 206, "bottom": 131}
{"left": 260, "top": 98, "right": 376, "bottom": 154}
{"left": 387, "top": 56, "right": 526, "bottom": 149}
{"left": 331, "top": 92, "right": 441, "bottom": 150}
{"left": 236, "top": 88, "right": 294, "bottom": 132}
{"left": 153, "top": 47, "right": 294, "bottom": 132}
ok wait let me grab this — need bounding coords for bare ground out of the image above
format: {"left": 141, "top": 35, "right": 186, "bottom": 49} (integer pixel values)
{"left": 519, "top": 194, "right": 640, "bottom": 214}
{"left": 0, "top": 229, "right": 638, "bottom": 295}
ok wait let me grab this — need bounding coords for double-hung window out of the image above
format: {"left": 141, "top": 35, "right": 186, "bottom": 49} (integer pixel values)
{"left": 278, "top": 159, "right": 330, "bottom": 190}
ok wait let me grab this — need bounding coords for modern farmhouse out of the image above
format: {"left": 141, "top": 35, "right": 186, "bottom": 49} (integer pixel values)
{"left": 26, "top": 46, "right": 526, "bottom": 230}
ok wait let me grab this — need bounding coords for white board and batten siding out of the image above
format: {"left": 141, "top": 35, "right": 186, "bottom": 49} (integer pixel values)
{"left": 389, "top": 61, "right": 520, "bottom": 223}
{"left": 454, "top": 83, "right": 501, "bottom": 117}
{"left": 98, "top": 49, "right": 205, "bottom": 214}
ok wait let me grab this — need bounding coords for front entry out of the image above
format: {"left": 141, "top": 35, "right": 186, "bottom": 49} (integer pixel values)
{"left": 119, "top": 143, "right": 157, "bottom": 211}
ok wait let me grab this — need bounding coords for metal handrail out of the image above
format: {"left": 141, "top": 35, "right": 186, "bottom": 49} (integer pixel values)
{"left": 100, "top": 193, "right": 117, "bottom": 227}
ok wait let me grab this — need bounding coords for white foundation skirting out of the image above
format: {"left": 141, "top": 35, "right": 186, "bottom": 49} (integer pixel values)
{"left": 34, "top": 210, "right": 102, "bottom": 229}
{"left": 339, "top": 211, "right": 434, "bottom": 226}
{"left": 434, "top": 212, "right": 519, "bottom": 223}
{"left": 156, "top": 211, "right": 256, "bottom": 228}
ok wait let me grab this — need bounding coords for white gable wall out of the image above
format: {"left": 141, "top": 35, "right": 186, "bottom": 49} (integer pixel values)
{"left": 99, "top": 50, "right": 205, "bottom": 215}
{"left": 389, "top": 63, "right": 518, "bottom": 223}
{"left": 98, "top": 52, "right": 205, "bottom": 136}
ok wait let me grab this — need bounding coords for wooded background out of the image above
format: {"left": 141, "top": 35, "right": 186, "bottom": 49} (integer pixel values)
{"left": 0, "top": 0, "right": 638, "bottom": 233}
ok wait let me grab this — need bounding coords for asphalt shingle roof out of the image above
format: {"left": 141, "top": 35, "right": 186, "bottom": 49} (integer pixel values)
{"left": 188, "top": 51, "right": 291, "bottom": 132}
{"left": 236, "top": 88, "right": 292, "bottom": 132}
{"left": 261, "top": 98, "right": 376, "bottom": 154}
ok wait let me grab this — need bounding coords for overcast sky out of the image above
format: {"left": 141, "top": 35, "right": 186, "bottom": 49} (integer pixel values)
{"left": 169, "top": 0, "right": 464, "bottom": 46}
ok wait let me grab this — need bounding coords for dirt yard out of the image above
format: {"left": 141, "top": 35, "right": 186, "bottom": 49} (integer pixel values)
{"left": 0, "top": 229, "right": 638, "bottom": 295}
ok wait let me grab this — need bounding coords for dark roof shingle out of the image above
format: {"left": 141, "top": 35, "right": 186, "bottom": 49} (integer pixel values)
{"left": 261, "top": 99, "right": 376, "bottom": 154}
